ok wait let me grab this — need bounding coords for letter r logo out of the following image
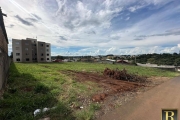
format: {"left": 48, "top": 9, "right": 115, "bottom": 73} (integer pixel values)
{"left": 164, "top": 111, "right": 174, "bottom": 120}
{"left": 162, "top": 109, "right": 177, "bottom": 120}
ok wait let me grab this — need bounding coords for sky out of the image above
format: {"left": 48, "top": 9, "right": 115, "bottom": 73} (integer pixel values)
{"left": 1, "top": 0, "right": 180, "bottom": 56}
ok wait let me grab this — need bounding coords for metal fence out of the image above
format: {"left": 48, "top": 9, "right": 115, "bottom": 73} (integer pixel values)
{"left": 0, "top": 51, "right": 11, "bottom": 90}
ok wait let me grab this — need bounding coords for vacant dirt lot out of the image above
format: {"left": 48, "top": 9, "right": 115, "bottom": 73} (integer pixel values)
{"left": 63, "top": 70, "right": 142, "bottom": 99}
{"left": 62, "top": 70, "right": 170, "bottom": 119}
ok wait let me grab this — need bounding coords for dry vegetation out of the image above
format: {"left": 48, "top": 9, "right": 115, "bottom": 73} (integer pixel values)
{"left": 0, "top": 62, "right": 179, "bottom": 120}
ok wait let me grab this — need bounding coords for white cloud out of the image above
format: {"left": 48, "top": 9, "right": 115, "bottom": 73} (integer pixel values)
{"left": 1, "top": 0, "right": 180, "bottom": 55}
{"left": 51, "top": 45, "right": 180, "bottom": 56}
{"left": 178, "top": 44, "right": 180, "bottom": 48}
{"left": 128, "top": 5, "right": 144, "bottom": 12}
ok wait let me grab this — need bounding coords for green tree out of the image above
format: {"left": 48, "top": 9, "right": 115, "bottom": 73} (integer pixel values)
{"left": 147, "top": 58, "right": 155, "bottom": 64}
{"left": 174, "top": 58, "right": 180, "bottom": 66}
{"left": 56, "top": 55, "right": 64, "bottom": 60}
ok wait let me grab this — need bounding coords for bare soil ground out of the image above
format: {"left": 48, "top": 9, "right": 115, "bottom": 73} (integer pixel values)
{"left": 62, "top": 70, "right": 170, "bottom": 119}
{"left": 99, "top": 76, "right": 180, "bottom": 120}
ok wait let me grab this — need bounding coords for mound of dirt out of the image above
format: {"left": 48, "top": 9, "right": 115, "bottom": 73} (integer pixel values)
{"left": 62, "top": 70, "right": 144, "bottom": 102}
{"left": 92, "top": 93, "right": 107, "bottom": 102}
{"left": 103, "top": 68, "right": 147, "bottom": 83}
{"left": 61, "top": 69, "right": 173, "bottom": 120}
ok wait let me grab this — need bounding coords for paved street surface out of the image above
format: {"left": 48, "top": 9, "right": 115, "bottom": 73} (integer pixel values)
{"left": 99, "top": 76, "right": 180, "bottom": 120}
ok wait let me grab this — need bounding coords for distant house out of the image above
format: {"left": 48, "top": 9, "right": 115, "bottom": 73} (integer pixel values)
{"left": 98, "top": 59, "right": 115, "bottom": 64}
{"left": 73, "top": 58, "right": 79, "bottom": 62}
{"left": 80, "top": 58, "right": 93, "bottom": 62}
{"left": 100, "top": 56, "right": 107, "bottom": 60}
{"left": 52, "top": 59, "right": 62, "bottom": 62}
{"left": 175, "top": 67, "right": 180, "bottom": 72}
{"left": 117, "top": 60, "right": 129, "bottom": 64}
{"left": 106, "top": 54, "right": 114, "bottom": 59}
{"left": 92, "top": 56, "right": 101, "bottom": 62}
{"left": 106, "top": 54, "right": 114, "bottom": 57}
{"left": 106, "top": 59, "right": 116, "bottom": 62}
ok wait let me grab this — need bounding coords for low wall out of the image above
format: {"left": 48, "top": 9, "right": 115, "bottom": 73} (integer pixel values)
{"left": 0, "top": 53, "right": 11, "bottom": 90}
{"left": 137, "top": 63, "right": 178, "bottom": 71}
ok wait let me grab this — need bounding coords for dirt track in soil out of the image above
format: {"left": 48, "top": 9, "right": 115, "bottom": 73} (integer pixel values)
{"left": 61, "top": 70, "right": 170, "bottom": 119}
{"left": 62, "top": 70, "right": 147, "bottom": 102}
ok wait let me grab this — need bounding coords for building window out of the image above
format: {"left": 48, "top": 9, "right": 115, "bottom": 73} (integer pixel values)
{"left": 16, "top": 58, "right": 20, "bottom": 61}
{"left": 16, "top": 53, "right": 20, "bottom": 56}
{"left": 47, "top": 58, "right": 49, "bottom": 60}
{"left": 46, "top": 45, "right": 49, "bottom": 47}
{"left": 34, "top": 44, "right": 36, "bottom": 46}
{"left": 26, "top": 53, "right": 29, "bottom": 55}
{"left": 47, "top": 54, "right": 49, "bottom": 56}
{"left": 41, "top": 53, "right": 43, "bottom": 56}
{"left": 35, "top": 53, "right": 37, "bottom": 55}
{"left": 16, "top": 42, "right": 19, "bottom": 44}
{"left": 16, "top": 47, "right": 19, "bottom": 50}
{"left": 41, "top": 44, "right": 43, "bottom": 46}
{"left": 26, "top": 58, "right": 29, "bottom": 61}
{"left": 47, "top": 49, "right": 49, "bottom": 52}
{"left": 41, "top": 58, "right": 44, "bottom": 61}
{"left": 25, "top": 48, "right": 28, "bottom": 50}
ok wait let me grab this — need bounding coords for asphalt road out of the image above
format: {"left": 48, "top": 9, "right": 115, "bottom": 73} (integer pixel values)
{"left": 99, "top": 76, "right": 180, "bottom": 120}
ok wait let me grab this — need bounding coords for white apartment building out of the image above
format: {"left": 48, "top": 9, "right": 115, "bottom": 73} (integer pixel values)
{"left": 12, "top": 38, "right": 51, "bottom": 62}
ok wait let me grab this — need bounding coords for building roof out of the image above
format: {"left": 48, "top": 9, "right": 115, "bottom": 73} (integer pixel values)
{"left": 106, "top": 59, "right": 116, "bottom": 62}
{"left": 117, "top": 60, "right": 129, "bottom": 64}
{"left": 0, "top": 7, "right": 8, "bottom": 44}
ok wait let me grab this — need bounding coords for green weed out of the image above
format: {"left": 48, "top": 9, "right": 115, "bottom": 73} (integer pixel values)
{"left": 34, "top": 84, "right": 49, "bottom": 94}
{"left": 1, "top": 62, "right": 179, "bottom": 120}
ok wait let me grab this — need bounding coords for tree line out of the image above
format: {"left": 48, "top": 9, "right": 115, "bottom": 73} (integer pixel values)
{"left": 136, "top": 53, "right": 180, "bottom": 66}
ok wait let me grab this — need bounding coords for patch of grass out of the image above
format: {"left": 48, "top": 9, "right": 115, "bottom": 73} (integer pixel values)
{"left": 0, "top": 63, "right": 74, "bottom": 120}
{"left": 39, "top": 62, "right": 179, "bottom": 77}
{"left": 76, "top": 109, "right": 94, "bottom": 120}
{"left": 75, "top": 103, "right": 101, "bottom": 120}
{"left": 1, "top": 62, "right": 179, "bottom": 120}
{"left": 89, "top": 103, "right": 101, "bottom": 111}
{"left": 34, "top": 83, "right": 49, "bottom": 94}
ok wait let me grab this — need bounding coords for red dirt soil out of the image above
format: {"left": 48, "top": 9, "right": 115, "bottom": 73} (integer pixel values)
{"left": 63, "top": 70, "right": 144, "bottom": 102}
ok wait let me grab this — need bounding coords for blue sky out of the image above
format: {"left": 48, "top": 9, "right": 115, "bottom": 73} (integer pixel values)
{"left": 1, "top": 0, "right": 180, "bottom": 56}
